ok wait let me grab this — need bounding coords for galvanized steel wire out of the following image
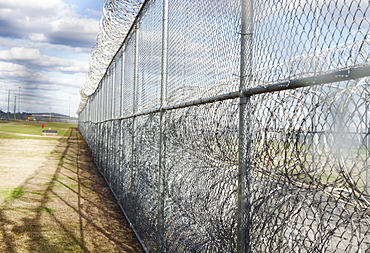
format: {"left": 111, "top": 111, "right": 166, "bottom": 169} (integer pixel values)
{"left": 78, "top": 0, "right": 370, "bottom": 251}
{"left": 78, "top": 0, "right": 145, "bottom": 113}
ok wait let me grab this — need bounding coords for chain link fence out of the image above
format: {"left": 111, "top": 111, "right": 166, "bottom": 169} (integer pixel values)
{"left": 78, "top": 0, "right": 370, "bottom": 251}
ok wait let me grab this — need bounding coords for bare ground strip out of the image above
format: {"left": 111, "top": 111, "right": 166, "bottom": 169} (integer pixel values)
{"left": 0, "top": 127, "right": 143, "bottom": 252}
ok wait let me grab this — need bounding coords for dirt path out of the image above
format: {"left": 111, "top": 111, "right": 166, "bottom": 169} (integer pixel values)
{"left": 0, "top": 127, "right": 144, "bottom": 252}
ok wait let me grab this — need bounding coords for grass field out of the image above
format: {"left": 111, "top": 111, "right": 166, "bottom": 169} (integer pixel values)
{"left": 0, "top": 120, "right": 77, "bottom": 139}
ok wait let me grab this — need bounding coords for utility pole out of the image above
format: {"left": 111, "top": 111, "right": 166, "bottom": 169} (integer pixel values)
{"left": 14, "top": 96, "right": 16, "bottom": 119}
{"left": 18, "top": 87, "right": 21, "bottom": 115}
{"left": 7, "top": 89, "right": 10, "bottom": 120}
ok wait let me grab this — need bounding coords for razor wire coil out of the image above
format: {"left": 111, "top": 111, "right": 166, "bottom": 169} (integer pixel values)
{"left": 78, "top": 0, "right": 370, "bottom": 252}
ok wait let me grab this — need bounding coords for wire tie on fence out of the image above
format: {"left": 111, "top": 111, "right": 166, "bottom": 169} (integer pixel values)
{"left": 243, "top": 88, "right": 250, "bottom": 96}
{"left": 236, "top": 32, "right": 252, "bottom": 36}
{"left": 241, "top": 88, "right": 254, "bottom": 98}
{"left": 231, "top": 173, "right": 241, "bottom": 179}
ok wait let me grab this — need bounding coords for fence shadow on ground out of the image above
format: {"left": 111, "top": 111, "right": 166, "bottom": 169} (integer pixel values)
{"left": 0, "top": 127, "right": 143, "bottom": 252}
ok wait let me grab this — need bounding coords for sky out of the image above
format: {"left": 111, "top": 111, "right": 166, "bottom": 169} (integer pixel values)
{"left": 0, "top": 0, "right": 105, "bottom": 117}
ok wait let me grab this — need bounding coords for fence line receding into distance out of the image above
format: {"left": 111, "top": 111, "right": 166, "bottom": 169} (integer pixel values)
{"left": 78, "top": 0, "right": 370, "bottom": 251}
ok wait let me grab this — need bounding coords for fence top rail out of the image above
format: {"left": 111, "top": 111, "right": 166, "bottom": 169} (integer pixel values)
{"left": 80, "top": 64, "right": 370, "bottom": 124}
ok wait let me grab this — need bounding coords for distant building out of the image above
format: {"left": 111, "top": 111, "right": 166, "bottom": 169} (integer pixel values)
{"left": 31, "top": 113, "right": 78, "bottom": 124}
{"left": 0, "top": 112, "right": 77, "bottom": 124}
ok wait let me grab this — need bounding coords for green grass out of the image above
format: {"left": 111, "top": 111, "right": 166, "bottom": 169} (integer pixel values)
{"left": 0, "top": 187, "right": 25, "bottom": 201}
{"left": 0, "top": 120, "right": 77, "bottom": 139}
{"left": 40, "top": 207, "right": 56, "bottom": 213}
{"left": 11, "top": 187, "right": 25, "bottom": 198}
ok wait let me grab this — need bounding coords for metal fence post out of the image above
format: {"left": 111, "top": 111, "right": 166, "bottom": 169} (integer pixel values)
{"left": 112, "top": 63, "right": 116, "bottom": 120}
{"left": 157, "top": 0, "right": 168, "bottom": 251}
{"left": 237, "top": 0, "right": 253, "bottom": 252}
{"left": 118, "top": 51, "right": 124, "bottom": 202}
{"left": 130, "top": 27, "right": 140, "bottom": 218}
{"left": 311, "top": 0, "right": 320, "bottom": 171}
{"left": 366, "top": 89, "right": 369, "bottom": 194}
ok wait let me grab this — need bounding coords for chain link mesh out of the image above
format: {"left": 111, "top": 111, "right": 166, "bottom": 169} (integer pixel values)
{"left": 167, "top": 0, "right": 240, "bottom": 106}
{"left": 164, "top": 101, "right": 239, "bottom": 251}
{"left": 78, "top": 0, "right": 370, "bottom": 251}
{"left": 249, "top": 81, "right": 369, "bottom": 251}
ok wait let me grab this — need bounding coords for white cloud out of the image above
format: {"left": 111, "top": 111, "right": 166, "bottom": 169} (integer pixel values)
{"left": 0, "top": 61, "right": 42, "bottom": 80}
{"left": 0, "top": 37, "right": 90, "bottom": 54}
{"left": 28, "top": 33, "right": 47, "bottom": 42}
{"left": 86, "top": 8, "right": 102, "bottom": 17}
{"left": 0, "top": 0, "right": 100, "bottom": 49}
{"left": 29, "top": 41, "right": 90, "bottom": 53}
{"left": 0, "top": 61, "right": 25, "bottom": 72}
{"left": 0, "top": 47, "right": 41, "bottom": 60}
{"left": 0, "top": 38, "right": 22, "bottom": 48}
{"left": 0, "top": 0, "right": 65, "bottom": 17}
{"left": 0, "top": 47, "right": 88, "bottom": 73}
{"left": 47, "top": 17, "right": 99, "bottom": 47}
{"left": 0, "top": 0, "right": 103, "bottom": 116}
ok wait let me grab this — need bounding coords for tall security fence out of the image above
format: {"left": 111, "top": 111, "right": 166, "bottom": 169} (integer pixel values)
{"left": 78, "top": 0, "right": 370, "bottom": 251}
